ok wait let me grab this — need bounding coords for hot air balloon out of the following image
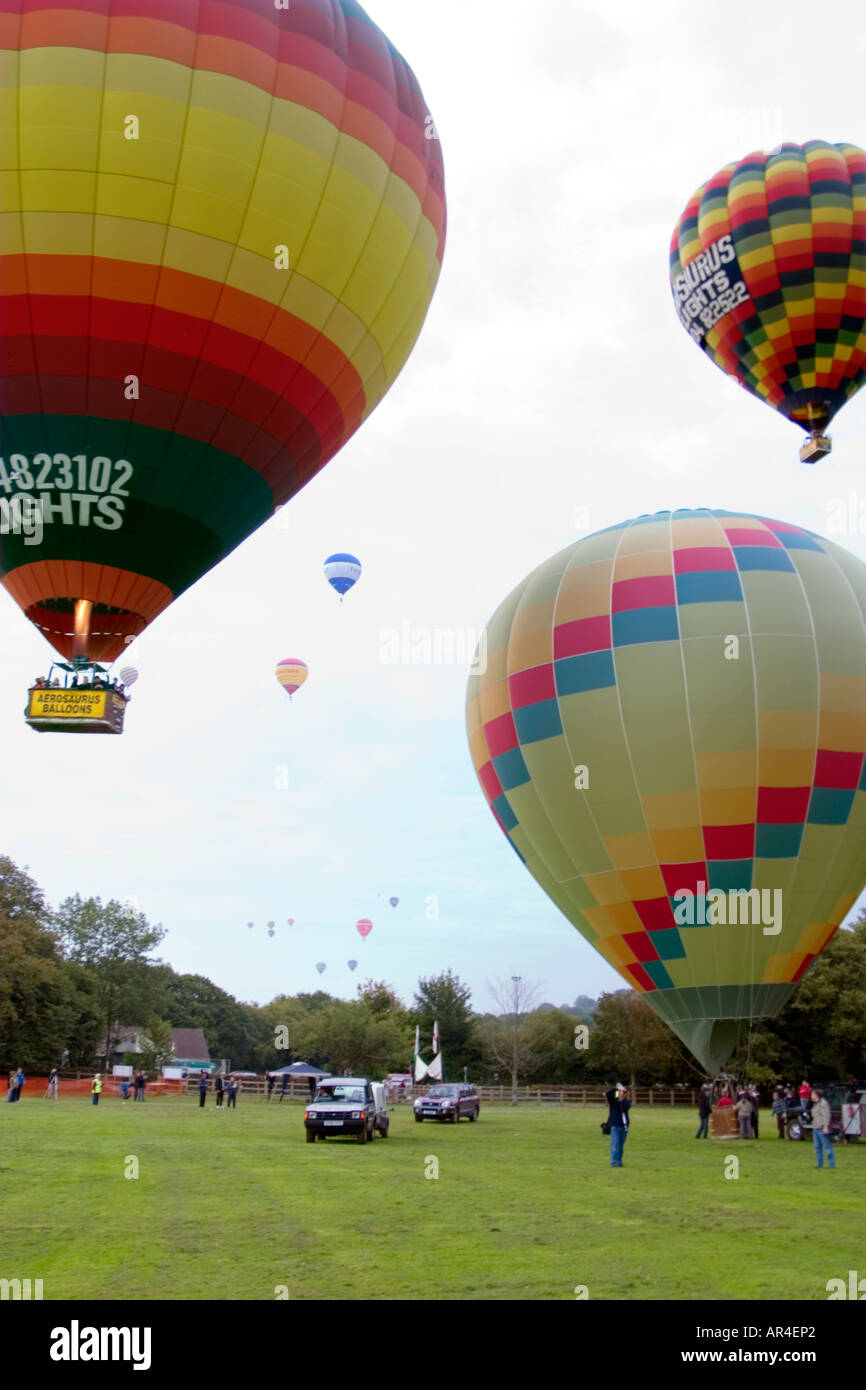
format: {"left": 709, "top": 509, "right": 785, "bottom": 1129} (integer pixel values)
{"left": 0, "top": 1, "right": 445, "bottom": 682}
{"left": 247, "top": 921, "right": 254, "bottom": 930}
{"left": 323, "top": 553, "right": 362, "bottom": 601}
{"left": 315, "top": 962, "right": 327, "bottom": 976}
{"left": 466, "top": 508, "right": 866, "bottom": 1073}
{"left": 287, "top": 918, "right": 295, "bottom": 927}
{"left": 118, "top": 666, "right": 139, "bottom": 687}
{"left": 389, "top": 897, "right": 399, "bottom": 908}
{"left": 356, "top": 919, "right": 373, "bottom": 940}
{"left": 267, "top": 920, "right": 275, "bottom": 938}
{"left": 348, "top": 959, "right": 359, "bottom": 972}
{"left": 276, "top": 659, "right": 308, "bottom": 699}
{"left": 670, "top": 141, "right": 866, "bottom": 463}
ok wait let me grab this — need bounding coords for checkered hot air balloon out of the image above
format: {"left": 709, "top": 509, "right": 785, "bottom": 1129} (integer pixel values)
{"left": 466, "top": 508, "right": 866, "bottom": 1072}
{"left": 0, "top": 0, "right": 445, "bottom": 663}
{"left": 670, "top": 141, "right": 866, "bottom": 463}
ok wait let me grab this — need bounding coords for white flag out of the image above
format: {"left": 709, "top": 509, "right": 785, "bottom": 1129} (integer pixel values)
{"left": 414, "top": 1024, "right": 420, "bottom": 1058}
{"left": 427, "top": 1052, "right": 443, "bottom": 1081}
{"left": 414, "top": 1055, "right": 428, "bottom": 1082}
{"left": 432, "top": 1019, "right": 439, "bottom": 1054}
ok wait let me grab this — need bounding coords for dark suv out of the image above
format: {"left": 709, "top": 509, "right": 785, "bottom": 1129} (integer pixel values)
{"left": 414, "top": 1083, "right": 479, "bottom": 1123}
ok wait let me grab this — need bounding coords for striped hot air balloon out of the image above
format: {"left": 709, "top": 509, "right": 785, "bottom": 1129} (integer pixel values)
{"left": 118, "top": 666, "right": 139, "bottom": 687}
{"left": 0, "top": 0, "right": 446, "bottom": 662}
{"left": 275, "top": 658, "right": 307, "bottom": 699}
{"left": 323, "top": 553, "right": 362, "bottom": 600}
{"left": 356, "top": 918, "right": 373, "bottom": 940}
{"left": 467, "top": 508, "right": 866, "bottom": 1073}
{"left": 670, "top": 141, "right": 866, "bottom": 462}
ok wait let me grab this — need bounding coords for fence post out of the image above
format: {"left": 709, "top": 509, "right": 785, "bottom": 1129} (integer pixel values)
{"left": 649, "top": 1088, "right": 653, "bottom": 1105}
{"left": 670, "top": 1089, "right": 675, "bottom": 1105}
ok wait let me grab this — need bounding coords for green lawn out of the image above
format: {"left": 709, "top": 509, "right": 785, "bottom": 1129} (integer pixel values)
{"left": 1, "top": 1097, "right": 861, "bottom": 1300}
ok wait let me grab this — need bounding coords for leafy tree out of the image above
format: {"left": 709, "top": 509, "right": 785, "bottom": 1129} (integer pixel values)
{"left": 136, "top": 1016, "right": 175, "bottom": 1075}
{"left": 54, "top": 894, "right": 166, "bottom": 1063}
{"left": 522, "top": 1008, "right": 595, "bottom": 1083}
{"left": 412, "top": 970, "right": 481, "bottom": 1081}
{"left": 356, "top": 979, "right": 406, "bottom": 1018}
{"left": 0, "top": 856, "right": 76, "bottom": 1069}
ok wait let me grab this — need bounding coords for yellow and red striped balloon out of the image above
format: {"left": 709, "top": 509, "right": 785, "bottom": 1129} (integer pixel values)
{"left": 275, "top": 657, "right": 307, "bottom": 697}
{"left": 0, "top": 0, "right": 446, "bottom": 660}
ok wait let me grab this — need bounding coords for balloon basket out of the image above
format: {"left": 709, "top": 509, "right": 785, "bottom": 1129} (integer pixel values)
{"left": 710, "top": 1108, "right": 740, "bottom": 1139}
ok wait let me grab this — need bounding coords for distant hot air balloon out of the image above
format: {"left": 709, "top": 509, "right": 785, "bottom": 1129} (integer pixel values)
{"left": 389, "top": 897, "right": 399, "bottom": 908}
{"left": 348, "top": 959, "right": 359, "bottom": 972}
{"left": 324, "top": 553, "right": 362, "bottom": 601}
{"left": 268, "top": 927, "right": 275, "bottom": 939}
{"left": 315, "top": 962, "right": 327, "bottom": 976}
{"left": 287, "top": 918, "right": 295, "bottom": 926}
{"left": 670, "top": 141, "right": 866, "bottom": 463}
{"left": 0, "top": 1, "right": 445, "bottom": 665}
{"left": 467, "top": 508, "right": 866, "bottom": 1073}
{"left": 118, "top": 666, "right": 139, "bottom": 687}
{"left": 247, "top": 921, "right": 254, "bottom": 930}
{"left": 356, "top": 919, "right": 373, "bottom": 940}
{"left": 276, "top": 659, "right": 308, "bottom": 699}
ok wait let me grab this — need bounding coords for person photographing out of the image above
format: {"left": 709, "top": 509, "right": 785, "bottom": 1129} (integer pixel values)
{"left": 603, "top": 1083, "right": 631, "bottom": 1167}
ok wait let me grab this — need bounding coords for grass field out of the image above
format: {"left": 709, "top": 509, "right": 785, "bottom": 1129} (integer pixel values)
{"left": 1, "top": 1097, "right": 862, "bottom": 1301}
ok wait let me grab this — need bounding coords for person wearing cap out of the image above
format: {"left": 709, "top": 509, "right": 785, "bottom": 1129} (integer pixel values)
{"left": 734, "top": 1089, "right": 754, "bottom": 1138}
{"left": 810, "top": 1088, "right": 835, "bottom": 1170}
{"left": 91, "top": 1074, "right": 103, "bottom": 1106}
{"left": 603, "top": 1083, "right": 631, "bottom": 1167}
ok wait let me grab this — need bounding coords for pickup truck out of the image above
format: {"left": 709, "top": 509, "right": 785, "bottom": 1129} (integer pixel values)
{"left": 304, "top": 1077, "right": 389, "bottom": 1143}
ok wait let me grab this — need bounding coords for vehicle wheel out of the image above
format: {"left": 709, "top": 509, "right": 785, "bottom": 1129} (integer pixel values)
{"left": 451, "top": 1110, "right": 459, "bottom": 1123}
{"left": 787, "top": 1120, "right": 804, "bottom": 1141}
{"left": 380, "top": 1124, "right": 389, "bottom": 1138}
{"left": 357, "top": 1125, "right": 368, "bottom": 1144}
{"left": 368, "top": 1121, "right": 376, "bottom": 1140}
{"left": 469, "top": 1109, "right": 478, "bottom": 1122}
{"left": 306, "top": 1131, "right": 316, "bottom": 1143}
{"left": 415, "top": 1115, "right": 423, "bottom": 1123}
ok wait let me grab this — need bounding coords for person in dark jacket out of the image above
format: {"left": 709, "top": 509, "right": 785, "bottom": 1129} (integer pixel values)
{"left": 215, "top": 1072, "right": 224, "bottom": 1108}
{"left": 227, "top": 1076, "right": 238, "bottom": 1109}
{"left": 771, "top": 1088, "right": 787, "bottom": 1138}
{"left": 604, "top": 1083, "right": 631, "bottom": 1166}
{"left": 696, "top": 1085, "right": 712, "bottom": 1138}
{"left": 266, "top": 1072, "right": 275, "bottom": 1101}
{"left": 279, "top": 1073, "right": 289, "bottom": 1102}
{"left": 198, "top": 1071, "right": 209, "bottom": 1107}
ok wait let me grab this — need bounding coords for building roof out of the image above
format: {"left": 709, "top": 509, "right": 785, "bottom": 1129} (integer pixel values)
{"left": 170, "top": 1028, "right": 209, "bottom": 1060}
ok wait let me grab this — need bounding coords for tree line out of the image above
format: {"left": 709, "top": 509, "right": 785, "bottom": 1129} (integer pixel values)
{"left": 2, "top": 855, "right": 865, "bottom": 1085}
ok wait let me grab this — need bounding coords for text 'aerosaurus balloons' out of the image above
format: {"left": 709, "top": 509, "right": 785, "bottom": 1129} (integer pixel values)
{"left": 466, "top": 508, "right": 866, "bottom": 1072}
{"left": 670, "top": 141, "right": 865, "bottom": 462}
{"left": 0, "top": 0, "right": 446, "bottom": 661}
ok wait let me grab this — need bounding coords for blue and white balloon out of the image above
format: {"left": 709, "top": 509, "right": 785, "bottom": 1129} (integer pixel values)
{"left": 324, "top": 553, "right": 362, "bottom": 600}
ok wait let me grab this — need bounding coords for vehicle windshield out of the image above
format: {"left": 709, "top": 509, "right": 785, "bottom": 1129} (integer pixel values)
{"left": 426, "top": 1086, "right": 459, "bottom": 1098}
{"left": 315, "top": 1086, "right": 365, "bottom": 1104}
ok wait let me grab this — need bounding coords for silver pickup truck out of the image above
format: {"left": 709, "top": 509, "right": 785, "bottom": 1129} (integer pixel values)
{"left": 304, "top": 1077, "right": 389, "bottom": 1143}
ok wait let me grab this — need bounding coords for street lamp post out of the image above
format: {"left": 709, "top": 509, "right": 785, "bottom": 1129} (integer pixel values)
{"left": 511, "top": 976, "right": 521, "bottom": 1105}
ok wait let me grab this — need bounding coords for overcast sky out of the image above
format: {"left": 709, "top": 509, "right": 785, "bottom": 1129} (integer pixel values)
{"left": 3, "top": 0, "right": 866, "bottom": 1018}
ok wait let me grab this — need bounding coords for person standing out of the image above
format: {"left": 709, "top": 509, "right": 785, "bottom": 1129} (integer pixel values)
{"left": 119, "top": 1076, "right": 131, "bottom": 1101}
{"left": 227, "top": 1076, "right": 238, "bottom": 1109}
{"left": 6, "top": 1069, "right": 17, "bottom": 1102}
{"left": 215, "top": 1072, "right": 224, "bottom": 1109}
{"left": 91, "top": 1074, "right": 102, "bottom": 1106}
{"left": 44, "top": 1068, "right": 59, "bottom": 1099}
{"left": 811, "top": 1088, "right": 836, "bottom": 1170}
{"left": 307, "top": 1075, "right": 316, "bottom": 1100}
{"left": 735, "top": 1090, "right": 754, "bottom": 1138}
{"left": 798, "top": 1079, "right": 811, "bottom": 1114}
{"left": 266, "top": 1072, "right": 275, "bottom": 1101}
{"left": 604, "top": 1083, "right": 631, "bottom": 1167}
{"left": 198, "top": 1071, "right": 209, "bottom": 1108}
{"left": 15, "top": 1067, "right": 25, "bottom": 1101}
{"left": 749, "top": 1084, "right": 760, "bottom": 1140}
{"left": 696, "top": 1085, "right": 712, "bottom": 1139}
{"left": 771, "top": 1088, "right": 787, "bottom": 1138}
{"left": 139, "top": 1071, "right": 147, "bottom": 1102}
{"left": 279, "top": 1073, "right": 288, "bottom": 1102}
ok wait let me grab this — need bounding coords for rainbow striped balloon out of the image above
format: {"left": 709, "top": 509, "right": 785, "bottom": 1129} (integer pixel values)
{"left": 275, "top": 657, "right": 307, "bottom": 697}
{"left": 467, "top": 509, "right": 866, "bottom": 1071}
{"left": 670, "top": 141, "right": 866, "bottom": 443}
{"left": 0, "top": 0, "right": 446, "bottom": 661}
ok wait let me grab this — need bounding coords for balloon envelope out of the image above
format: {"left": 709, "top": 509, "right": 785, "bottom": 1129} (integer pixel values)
{"left": 276, "top": 659, "right": 308, "bottom": 696}
{"left": 348, "top": 960, "right": 358, "bottom": 972}
{"left": 467, "top": 508, "right": 866, "bottom": 1072}
{"left": 246, "top": 922, "right": 254, "bottom": 930}
{"left": 389, "top": 897, "right": 399, "bottom": 908}
{"left": 356, "top": 918, "right": 373, "bottom": 940}
{"left": 670, "top": 141, "right": 866, "bottom": 441}
{"left": 315, "top": 962, "right": 327, "bottom": 976}
{"left": 324, "top": 553, "right": 362, "bottom": 598}
{"left": 287, "top": 918, "right": 294, "bottom": 926}
{"left": 118, "top": 666, "right": 139, "bottom": 687}
{"left": 0, "top": 1, "right": 445, "bottom": 662}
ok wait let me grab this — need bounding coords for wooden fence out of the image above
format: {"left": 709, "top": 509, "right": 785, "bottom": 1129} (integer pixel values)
{"left": 33, "top": 1074, "right": 702, "bottom": 1106}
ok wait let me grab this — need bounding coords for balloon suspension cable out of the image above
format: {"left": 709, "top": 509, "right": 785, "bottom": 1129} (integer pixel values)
{"left": 71, "top": 599, "right": 92, "bottom": 662}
